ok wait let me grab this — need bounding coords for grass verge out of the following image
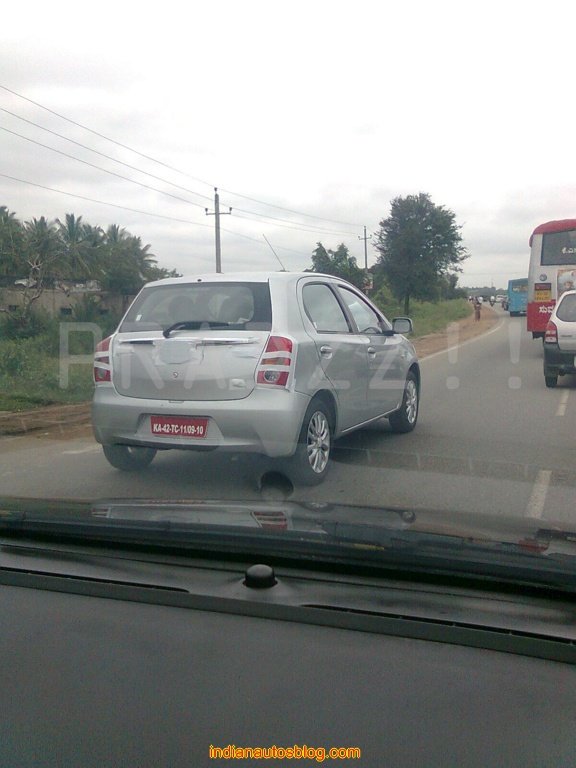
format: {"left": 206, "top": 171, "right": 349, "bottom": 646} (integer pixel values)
{"left": 373, "top": 297, "right": 472, "bottom": 337}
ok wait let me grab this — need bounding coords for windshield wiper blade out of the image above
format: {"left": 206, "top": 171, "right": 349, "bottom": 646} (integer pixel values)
{"left": 163, "top": 321, "right": 236, "bottom": 337}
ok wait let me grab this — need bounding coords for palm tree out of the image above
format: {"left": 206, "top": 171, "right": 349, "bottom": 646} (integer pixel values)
{"left": 127, "top": 235, "right": 157, "bottom": 279}
{"left": 56, "top": 213, "right": 92, "bottom": 280}
{"left": 0, "top": 206, "right": 25, "bottom": 278}
{"left": 19, "top": 217, "right": 61, "bottom": 315}
{"left": 101, "top": 225, "right": 157, "bottom": 294}
{"left": 105, "top": 223, "right": 128, "bottom": 245}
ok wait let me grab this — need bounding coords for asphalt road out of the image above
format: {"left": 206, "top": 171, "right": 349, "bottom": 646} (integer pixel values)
{"left": 1, "top": 306, "right": 575, "bottom": 521}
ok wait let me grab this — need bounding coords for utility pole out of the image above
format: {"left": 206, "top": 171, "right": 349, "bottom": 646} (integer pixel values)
{"left": 205, "top": 188, "right": 232, "bottom": 273}
{"left": 358, "top": 226, "right": 372, "bottom": 290}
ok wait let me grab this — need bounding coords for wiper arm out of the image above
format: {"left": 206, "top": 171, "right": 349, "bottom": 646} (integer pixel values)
{"left": 163, "top": 321, "right": 236, "bottom": 337}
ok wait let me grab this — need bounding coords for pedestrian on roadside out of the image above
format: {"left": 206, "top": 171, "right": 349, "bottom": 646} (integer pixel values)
{"left": 474, "top": 298, "right": 482, "bottom": 322}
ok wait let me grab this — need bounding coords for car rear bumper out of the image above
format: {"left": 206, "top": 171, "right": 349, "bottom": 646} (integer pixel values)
{"left": 92, "top": 386, "right": 310, "bottom": 458}
{"left": 543, "top": 344, "right": 576, "bottom": 375}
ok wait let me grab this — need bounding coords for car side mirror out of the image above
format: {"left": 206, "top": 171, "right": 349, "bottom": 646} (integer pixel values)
{"left": 391, "top": 317, "right": 413, "bottom": 335}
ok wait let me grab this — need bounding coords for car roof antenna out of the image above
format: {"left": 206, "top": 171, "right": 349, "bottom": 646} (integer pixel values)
{"left": 262, "top": 234, "right": 287, "bottom": 272}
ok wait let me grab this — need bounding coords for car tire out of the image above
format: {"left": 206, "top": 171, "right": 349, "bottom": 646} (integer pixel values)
{"left": 544, "top": 374, "right": 558, "bottom": 389}
{"left": 287, "top": 401, "right": 333, "bottom": 486}
{"left": 102, "top": 444, "right": 157, "bottom": 471}
{"left": 388, "top": 371, "right": 419, "bottom": 433}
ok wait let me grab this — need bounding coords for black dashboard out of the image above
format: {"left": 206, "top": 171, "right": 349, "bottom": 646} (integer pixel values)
{"left": 1, "top": 539, "right": 575, "bottom": 767}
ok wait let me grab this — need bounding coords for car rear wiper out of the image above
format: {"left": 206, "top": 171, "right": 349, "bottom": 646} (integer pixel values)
{"left": 163, "top": 321, "right": 234, "bottom": 337}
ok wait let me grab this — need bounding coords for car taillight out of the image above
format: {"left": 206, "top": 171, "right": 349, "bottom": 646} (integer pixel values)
{"left": 256, "top": 335, "right": 294, "bottom": 388}
{"left": 544, "top": 321, "right": 558, "bottom": 344}
{"left": 93, "top": 336, "right": 112, "bottom": 383}
{"left": 251, "top": 510, "right": 289, "bottom": 529}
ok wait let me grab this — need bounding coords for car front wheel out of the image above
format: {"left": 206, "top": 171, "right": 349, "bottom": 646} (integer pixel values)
{"left": 388, "top": 371, "right": 419, "bottom": 433}
{"left": 102, "top": 444, "right": 157, "bottom": 471}
{"left": 287, "top": 401, "right": 333, "bottom": 486}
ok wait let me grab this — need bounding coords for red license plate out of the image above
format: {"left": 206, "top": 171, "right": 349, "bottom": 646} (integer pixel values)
{"left": 150, "top": 416, "right": 208, "bottom": 438}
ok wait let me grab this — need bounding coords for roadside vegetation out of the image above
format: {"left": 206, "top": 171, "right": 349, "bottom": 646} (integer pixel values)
{"left": 0, "top": 195, "right": 472, "bottom": 412}
{"left": 0, "top": 205, "right": 178, "bottom": 412}
{"left": 0, "top": 301, "right": 121, "bottom": 412}
{"left": 375, "top": 296, "right": 471, "bottom": 336}
{"left": 0, "top": 296, "right": 472, "bottom": 412}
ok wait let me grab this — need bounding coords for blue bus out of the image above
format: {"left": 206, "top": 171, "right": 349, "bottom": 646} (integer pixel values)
{"left": 506, "top": 278, "right": 528, "bottom": 316}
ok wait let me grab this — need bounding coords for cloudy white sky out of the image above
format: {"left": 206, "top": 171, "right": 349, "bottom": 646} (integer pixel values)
{"left": 1, "top": 0, "right": 574, "bottom": 288}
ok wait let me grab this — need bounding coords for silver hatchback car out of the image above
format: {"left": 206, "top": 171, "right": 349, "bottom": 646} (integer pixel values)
{"left": 92, "top": 272, "right": 420, "bottom": 484}
{"left": 543, "top": 289, "right": 576, "bottom": 388}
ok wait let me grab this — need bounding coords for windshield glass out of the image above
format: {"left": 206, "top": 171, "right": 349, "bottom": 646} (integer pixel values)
{"left": 0, "top": 2, "right": 574, "bottom": 593}
{"left": 556, "top": 293, "right": 576, "bottom": 322}
{"left": 120, "top": 282, "right": 272, "bottom": 332}
{"left": 541, "top": 230, "right": 576, "bottom": 265}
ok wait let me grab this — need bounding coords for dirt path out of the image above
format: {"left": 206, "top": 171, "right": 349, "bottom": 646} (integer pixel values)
{"left": 413, "top": 304, "right": 498, "bottom": 358}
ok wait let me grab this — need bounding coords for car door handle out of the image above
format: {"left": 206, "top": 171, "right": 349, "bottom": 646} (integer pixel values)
{"left": 320, "top": 345, "right": 333, "bottom": 357}
{"left": 367, "top": 347, "right": 377, "bottom": 356}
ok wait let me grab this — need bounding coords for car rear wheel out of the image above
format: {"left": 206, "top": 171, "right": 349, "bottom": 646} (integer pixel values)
{"left": 388, "top": 371, "right": 419, "bottom": 433}
{"left": 102, "top": 444, "right": 157, "bottom": 471}
{"left": 544, "top": 374, "right": 558, "bottom": 388}
{"left": 288, "top": 401, "right": 333, "bottom": 486}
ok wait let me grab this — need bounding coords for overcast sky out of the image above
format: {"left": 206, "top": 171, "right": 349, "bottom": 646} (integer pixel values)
{"left": 1, "top": 0, "right": 574, "bottom": 288}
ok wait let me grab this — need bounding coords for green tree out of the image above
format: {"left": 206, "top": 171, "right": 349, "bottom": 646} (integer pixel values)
{"left": 1, "top": 207, "right": 180, "bottom": 321}
{"left": 310, "top": 242, "right": 365, "bottom": 289}
{"left": 19, "top": 216, "right": 63, "bottom": 316}
{"left": 0, "top": 206, "right": 25, "bottom": 277}
{"left": 438, "top": 273, "right": 467, "bottom": 300}
{"left": 56, "top": 213, "right": 96, "bottom": 281}
{"left": 373, "top": 193, "right": 468, "bottom": 314}
{"left": 100, "top": 225, "right": 160, "bottom": 295}
{"left": 311, "top": 242, "right": 333, "bottom": 274}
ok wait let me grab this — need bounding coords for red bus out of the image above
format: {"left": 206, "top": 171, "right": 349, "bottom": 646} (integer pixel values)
{"left": 527, "top": 219, "right": 576, "bottom": 338}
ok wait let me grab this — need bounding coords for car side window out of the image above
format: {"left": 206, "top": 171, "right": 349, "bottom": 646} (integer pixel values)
{"left": 337, "top": 286, "right": 385, "bottom": 333}
{"left": 302, "top": 283, "right": 351, "bottom": 333}
{"left": 556, "top": 294, "right": 576, "bottom": 322}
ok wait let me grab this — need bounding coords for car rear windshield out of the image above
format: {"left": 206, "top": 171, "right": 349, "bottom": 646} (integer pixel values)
{"left": 556, "top": 293, "right": 576, "bottom": 322}
{"left": 541, "top": 230, "right": 576, "bottom": 266}
{"left": 119, "top": 282, "right": 273, "bottom": 332}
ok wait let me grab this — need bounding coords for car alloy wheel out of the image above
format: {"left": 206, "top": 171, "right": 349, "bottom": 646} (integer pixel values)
{"left": 287, "top": 400, "right": 333, "bottom": 486}
{"left": 306, "top": 410, "right": 331, "bottom": 475}
{"left": 389, "top": 371, "right": 419, "bottom": 433}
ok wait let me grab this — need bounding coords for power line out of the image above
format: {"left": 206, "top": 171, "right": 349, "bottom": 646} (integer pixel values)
{"left": 0, "top": 110, "right": 356, "bottom": 237}
{"left": 0, "top": 106, "right": 212, "bottom": 205}
{"left": 232, "top": 210, "right": 355, "bottom": 237}
{"left": 0, "top": 171, "right": 309, "bottom": 258}
{"left": 0, "top": 172, "right": 212, "bottom": 227}
{"left": 0, "top": 83, "right": 363, "bottom": 229}
{"left": 0, "top": 84, "right": 216, "bottom": 190}
{"left": 218, "top": 186, "right": 361, "bottom": 227}
{"left": 0, "top": 125, "right": 208, "bottom": 210}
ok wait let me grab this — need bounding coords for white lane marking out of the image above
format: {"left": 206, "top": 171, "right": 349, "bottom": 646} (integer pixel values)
{"left": 556, "top": 390, "right": 570, "bottom": 417}
{"left": 420, "top": 317, "right": 506, "bottom": 362}
{"left": 62, "top": 445, "right": 101, "bottom": 455}
{"left": 526, "top": 469, "right": 552, "bottom": 519}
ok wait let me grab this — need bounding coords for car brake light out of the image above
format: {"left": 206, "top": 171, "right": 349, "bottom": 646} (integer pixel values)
{"left": 93, "top": 336, "right": 112, "bottom": 383}
{"left": 251, "top": 510, "right": 289, "bottom": 529}
{"left": 256, "top": 335, "right": 294, "bottom": 388}
{"left": 544, "top": 321, "right": 558, "bottom": 344}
